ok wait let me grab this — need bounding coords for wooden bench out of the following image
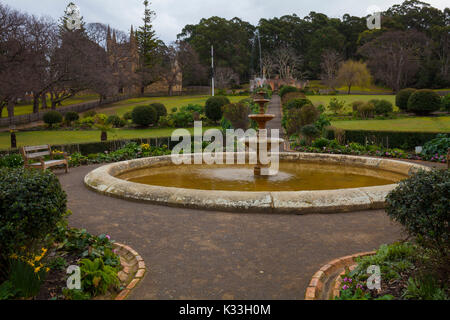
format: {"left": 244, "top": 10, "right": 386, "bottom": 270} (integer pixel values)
{"left": 20, "top": 145, "right": 69, "bottom": 173}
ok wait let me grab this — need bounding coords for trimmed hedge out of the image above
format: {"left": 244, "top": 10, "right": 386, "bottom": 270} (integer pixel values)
{"left": 396, "top": 88, "right": 416, "bottom": 111}
{"left": 132, "top": 105, "right": 158, "bottom": 127}
{"left": 325, "top": 128, "right": 442, "bottom": 150}
{"left": 407, "top": 89, "right": 442, "bottom": 115}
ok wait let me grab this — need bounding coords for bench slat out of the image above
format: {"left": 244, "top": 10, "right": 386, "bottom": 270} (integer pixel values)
{"left": 23, "top": 145, "right": 50, "bottom": 152}
{"left": 25, "top": 151, "right": 51, "bottom": 159}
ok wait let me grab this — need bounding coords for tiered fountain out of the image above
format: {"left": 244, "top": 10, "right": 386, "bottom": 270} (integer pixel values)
{"left": 244, "top": 90, "right": 284, "bottom": 176}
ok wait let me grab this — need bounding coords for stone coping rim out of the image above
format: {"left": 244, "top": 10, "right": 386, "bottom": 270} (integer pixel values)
{"left": 84, "top": 152, "right": 430, "bottom": 214}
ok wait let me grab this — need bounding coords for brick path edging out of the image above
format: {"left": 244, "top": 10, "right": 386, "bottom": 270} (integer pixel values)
{"left": 304, "top": 251, "right": 376, "bottom": 300}
{"left": 113, "top": 243, "right": 146, "bottom": 300}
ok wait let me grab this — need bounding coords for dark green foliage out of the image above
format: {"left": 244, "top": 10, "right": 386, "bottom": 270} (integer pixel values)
{"left": 442, "top": 94, "right": 450, "bottom": 112}
{"left": 64, "top": 112, "right": 79, "bottom": 123}
{"left": 205, "top": 96, "right": 230, "bottom": 122}
{"left": 132, "top": 105, "right": 157, "bottom": 127}
{"left": 386, "top": 170, "right": 449, "bottom": 253}
{"left": 371, "top": 99, "right": 393, "bottom": 115}
{"left": 325, "top": 128, "right": 440, "bottom": 150}
{"left": 43, "top": 111, "right": 63, "bottom": 127}
{"left": 301, "top": 124, "right": 320, "bottom": 140}
{"left": 396, "top": 88, "right": 416, "bottom": 111}
{"left": 180, "top": 104, "right": 203, "bottom": 114}
{"left": 407, "top": 89, "right": 442, "bottom": 115}
{"left": 83, "top": 110, "right": 97, "bottom": 118}
{"left": 279, "top": 85, "right": 298, "bottom": 98}
{"left": 122, "top": 112, "right": 132, "bottom": 121}
{"left": 421, "top": 134, "right": 450, "bottom": 157}
{"left": 0, "top": 168, "right": 67, "bottom": 261}
{"left": 357, "top": 102, "right": 375, "bottom": 119}
{"left": 285, "top": 98, "right": 312, "bottom": 111}
{"left": 171, "top": 111, "right": 194, "bottom": 128}
{"left": 0, "top": 153, "right": 23, "bottom": 168}
{"left": 150, "top": 103, "right": 167, "bottom": 120}
{"left": 312, "top": 138, "right": 330, "bottom": 149}
{"left": 106, "top": 115, "right": 125, "bottom": 128}
{"left": 222, "top": 103, "right": 250, "bottom": 130}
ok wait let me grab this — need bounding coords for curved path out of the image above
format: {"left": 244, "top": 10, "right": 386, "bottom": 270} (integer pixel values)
{"left": 58, "top": 95, "right": 442, "bottom": 299}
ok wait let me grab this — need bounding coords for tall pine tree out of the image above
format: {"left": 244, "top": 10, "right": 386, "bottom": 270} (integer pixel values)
{"left": 136, "top": 0, "right": 159, "bottom": 69}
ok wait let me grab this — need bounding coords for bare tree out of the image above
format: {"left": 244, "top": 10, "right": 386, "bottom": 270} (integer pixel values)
{"left": 272, "top": 46, "right": 302, "bottom": 80}
{"left": 358, "top": 30, "right": 428, "bottom": 92}
{"left": 320, "top": 50, "right": 342, "bottom": 90}
{"left": 261, "top": 55, "right": 275, "bottom": 79}
{"left": 215, "top": 67, "right": 240, "bottom": 90}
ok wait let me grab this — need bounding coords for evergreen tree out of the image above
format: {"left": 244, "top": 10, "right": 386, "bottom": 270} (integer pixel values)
{"left": 136, "top": 0, "right": 159, "bottom": 69}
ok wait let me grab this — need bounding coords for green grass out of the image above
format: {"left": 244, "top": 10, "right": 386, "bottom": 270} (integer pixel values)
{"left": 0, "top": 126, "right": 218, "bottom": 150}
{"left": 332, "top": 116, "right": 450, "bottom": 132}
{"left": 99, "top": 95, "right": 248, "bottom": 117}
{"left": 1, "top": 94, "right": 99, "bottom": 117}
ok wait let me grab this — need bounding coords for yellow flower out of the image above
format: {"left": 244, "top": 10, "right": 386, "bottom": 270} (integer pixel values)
{"left": 45, "top": 267, "right": 50, "bottom": 272}
{"left": 10, "top": 253, "right": 18, "bottom": 259}
{"left": 34, "top": 255, "right": 42, "bottom": 262}
{"left": 34, "top": 266, "right": 41, "bottom": 273}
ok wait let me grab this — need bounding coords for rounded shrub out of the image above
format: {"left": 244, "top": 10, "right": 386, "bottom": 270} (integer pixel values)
{"left": 357, "top": 102, "right": 375, "bottom": 119}
{"left": 386, "top": 169, "right": 449, "bottom": 253}
{"left": 205, "top": 96, "right": 230, "bottom": 122}
{"left": 281, "top": 91, "right": 306, "bottom": 106}
{"left": 106, "top": 115, "right": 125, "bottom": 128}
{"left": 407, "top": 89, "right": 442, "bottom": 115}
{"left": 312, "top": 138, "right": 330, "bottom": 149}
{"left": 64, "top": 111, "right": 79, "bottom": 123}
{"left": 43, "top": 111, "right": 63, "bottom": 127}
{"left": 396, "top": 88, "right": 416, "bottom": 111}
{"left": 279, "top": 85, "right": 298, "bottom": 98}
{"left": 371, "top": 99, "right": 393, "bottom": 115}
{"left": 0, "top": 168, "right": 67, "bottom": 260}
{"left": 301, "top": 124, "right": 320, "bottom": 144}
{"left": 299, "top": 104, "right": 320, "bottom": 125}
{"left": 150, "top": 103, "right": 167, "bottom": 120}
{"left": 132, "top": 105, "right": 157, "bottom": 127}
{"left": 123, "top": 111, "right": 132, "bottom": 121}
{"left": 285, "top": 98, "right": 313, "bottom": 111}
{"left": 352, "top": 101, "right": 365, "bottom": 112}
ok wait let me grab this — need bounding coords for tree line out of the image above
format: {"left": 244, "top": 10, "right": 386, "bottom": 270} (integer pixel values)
{"left": 178, "top": 0, "right": 449, "bottom": 91}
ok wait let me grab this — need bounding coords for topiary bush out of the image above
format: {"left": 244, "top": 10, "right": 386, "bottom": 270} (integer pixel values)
{"left": 371, "top": 99, "right": 393, "bottom": 115}
{"left": 407, "top": 89, "right": 442, "bottom": 115}
{"left": 205, "top": 96, "right": 230, "bottom": 123}
{"left": 396, "top": 88, "right": 416, "bottom": 111}
{"left": 279, "top": 85, "right": 298, "bottom": 98}
{"left": 64, "top": 111, "right": 79, "bottom": 124}
{"left": 386, "top": 169, "right": 449, "bottom": 255}
{"left": 0, "top": 168, "right": 67, "bottom": 263}
{"left": 43, "top": 111, "right": 63, "bottom": 127}
{"left": 150, "top": 103, "right": 167, "bottom": 121}
{"left": 131, "top": 105, "right": 157, "bottom": 127}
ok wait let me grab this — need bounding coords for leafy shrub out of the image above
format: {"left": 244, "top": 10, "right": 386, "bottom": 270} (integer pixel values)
{"left": 357, "top": 102, "right": 375, "bottom": 119}
{"left": 132, "top": 105, "right": 157, "bottom": 127}
{"left": 106, "top": 115, "right": 125, "bottom": 128}
{"left": 281, "top": 91, "right": 305, "bottom": 106}
{"left": 301, "top": 124, "right": 320, "bottom": 144}
{"left": 0, "top": 153, "right": 23, "bottom": 168}
{"left": 328, "top": 97, "right": 346, "bottom": 114}
{"left": 64, "top": 111, "right": 79, "bottom": 123}
{"left": 222, "top": 103, "right": 250, "bottom": 130}
{"left": 396, "top": 88, "right": 416, "bottom": 111}
{"left": 79, "top": 258, "right": 119, "bottom": 296}
{"left": 171, "top": 111, "right": 194, "bottom": 128}
{"left": 79, "top": 117, "right": 95, "bottom": 128}
{"left": 150, "top": 103, "right": 167, "bottom": 120}
{"left": 312, "top": 138, "right": 330, "bottom": 149}
{"left": 180, "top": 104, "right": 203, "bottom": 115}
{"left": 205, "top": 96, "right": 230, "bottom": 122}
{"left": 442, "top": 94, "right": 450, "bottom": 112}
{"left": 421, "top": 134, "right": 449, "bottom": 157}
{"left": 0, "top": 168, "right": 67, "bottom": 262}
{"left": 386, "top": 169, "right": 449, "bottom": 254}
{"left": 122, "top": 112, "right": 132, "bottom": 121}
{"left": 299, "top": 105, "right": 320, "bottom": 125}
{"left": 43, "top": 111, "right": 63, "bottom": 127}
{"left": 407, "top": 89, "right": 442, "bottom": 115}
{"left": 279, "top": 85, "right": 298, "bottom": 98}
{"left": 83, "top": 110, "right": 97, "bottom": 118}
{"left": 352, "top": 101, "right": 365, "bottom": 112}
{"left": 285, "top": 98, "right": 313, "bottom": 111}
{"left": 371, "top": 99, "right": 393, "bottom": 115}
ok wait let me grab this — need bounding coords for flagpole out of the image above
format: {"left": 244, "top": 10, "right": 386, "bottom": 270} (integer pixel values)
{"left": 211, "top": 45, "right": 214, "bottom": 97}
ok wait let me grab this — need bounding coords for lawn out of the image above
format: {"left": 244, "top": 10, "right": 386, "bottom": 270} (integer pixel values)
{"left": 1, "top": 94, "right": 99, "bottom": 117}
{"left": 98, "top": 95, "right": 248, "bottom": 117}
{"left": 0, "top": 126, "right": 218, "bottom": 150}
{"left": 332, "top": 116, "right": 450, "bottom": 132}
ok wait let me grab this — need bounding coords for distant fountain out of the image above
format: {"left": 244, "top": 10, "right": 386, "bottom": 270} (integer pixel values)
{"left": 243, "top": 90, "right": 284, "bottom": 176}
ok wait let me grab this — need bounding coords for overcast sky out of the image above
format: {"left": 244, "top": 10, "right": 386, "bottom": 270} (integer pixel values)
{"left": 2, "top": 0, "right": 448, "bottom": 43}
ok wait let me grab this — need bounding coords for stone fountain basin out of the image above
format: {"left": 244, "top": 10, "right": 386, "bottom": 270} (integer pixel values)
{"left": 84, "top": 153, "right": 430, "bottom": 215}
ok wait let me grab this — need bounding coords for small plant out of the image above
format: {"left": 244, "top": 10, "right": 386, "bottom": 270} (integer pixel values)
{"left": 0, "top": 153, "right": 23, "bottom": 168}
{"left": 421, "top": 134, "right": 449, "bottom": 158}
{"left": 328, "top": 97, "right": 346, "bottom": 114}
{"left": 402, "top": 275, "right": 448, "bottom": 300}
{"left": 64, "top": 111, "right": 79, "bottom": 124}
{"left": 312, "top": 138, "right": 330, "bottom": 149}
{"left": 301, "top": 124, "right": 320, "bottom": 145}
{"left": 43, "top": 111, "right": 63, "bottom": 128}
{"left": 79, "top": 258, "right": 119, "bottom": 296}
